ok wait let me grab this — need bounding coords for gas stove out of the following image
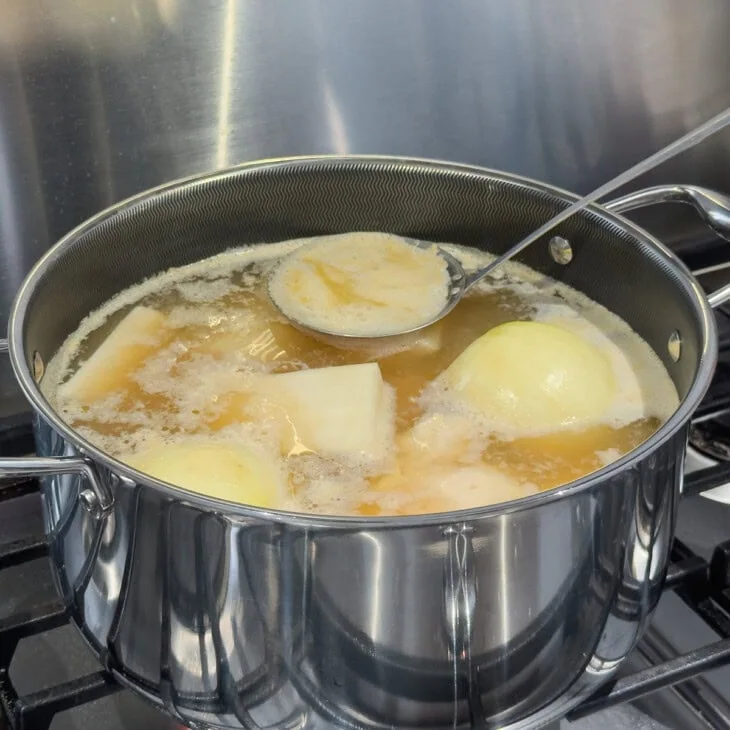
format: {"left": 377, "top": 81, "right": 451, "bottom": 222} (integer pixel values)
{"left": 4, "top": 268, "right": 730, "bottom": 730}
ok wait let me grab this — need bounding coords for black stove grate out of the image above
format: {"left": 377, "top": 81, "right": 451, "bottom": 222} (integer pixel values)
{"left": 0, "top": 595, "right": 119, "bottom": 730}
{"left": 567, "top": 531, "right": 730, "bottom": 722}
{"left": 1, "top": 468, "right": 730, "bottom": 730}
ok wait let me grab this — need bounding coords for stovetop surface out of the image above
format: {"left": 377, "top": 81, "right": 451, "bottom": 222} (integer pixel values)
{"left": 4, "top": 258, "right": 730, "bottom": 730}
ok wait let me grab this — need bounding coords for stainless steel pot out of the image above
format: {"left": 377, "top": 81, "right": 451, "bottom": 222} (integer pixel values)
{"left": 1, "top": 157, "right": 730, "bottom": 729}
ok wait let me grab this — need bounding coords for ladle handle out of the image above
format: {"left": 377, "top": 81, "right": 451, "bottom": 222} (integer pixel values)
{"left": 465, "top": 107, "right": 730, "bottom": 289}
{"left": 605, "top": 184, "right": 730, "bottom": 309}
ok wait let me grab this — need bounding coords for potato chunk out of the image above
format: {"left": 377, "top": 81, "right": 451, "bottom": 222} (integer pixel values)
{"left": 125, "top": 440, "right": 283, "bottom": 507}
{"left": 265, "top": 363, "right": 393, "bottom": 463}
{"left": 59, "top": 306, "right": 167, "bottom": 402}
{"left": 444, "top": 321, "right": 616, "bottom": 433}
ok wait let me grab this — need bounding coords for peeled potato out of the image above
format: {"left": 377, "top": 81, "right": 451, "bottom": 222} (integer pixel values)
{"left": 421, "top": 465, "right": 536, "bottom": 510}
{"left": 398, "top": 412, "right": 477, "bottom": 464}
{"left": 368, "top": 463, "right": 534, "bottom": 514}
{"left": 60, "top": 306, "right": 167, "bottom": 402}
{"left": 263, "top": 363, "right": 393, "bottom": 462}
{"left": 443, "top": 321, "right": 616, "bottom": 432}
{"left": 125, "top": 441, "right": 283, "bottom": 507}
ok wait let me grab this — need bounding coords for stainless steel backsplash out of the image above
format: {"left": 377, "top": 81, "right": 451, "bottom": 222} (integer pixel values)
{"left": 2, "top": 0, "right": 730, "bottom": 417}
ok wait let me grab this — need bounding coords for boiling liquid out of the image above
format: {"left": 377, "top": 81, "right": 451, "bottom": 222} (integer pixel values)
{"left": 43, "top": 240, "right": 678, "bottom": 516}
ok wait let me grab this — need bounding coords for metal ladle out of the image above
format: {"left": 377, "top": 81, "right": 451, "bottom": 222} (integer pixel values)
{"left": 270, "top": 107, "right": 730, "bottom": 343}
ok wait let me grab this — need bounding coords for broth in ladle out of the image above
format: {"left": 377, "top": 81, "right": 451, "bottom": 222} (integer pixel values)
{"left": 43, "top": 235, "right": 679, "bottom": 516}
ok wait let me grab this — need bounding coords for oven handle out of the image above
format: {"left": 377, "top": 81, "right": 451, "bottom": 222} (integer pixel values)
{"left": 605, "top": 184, "right": 730, "bottom": 308}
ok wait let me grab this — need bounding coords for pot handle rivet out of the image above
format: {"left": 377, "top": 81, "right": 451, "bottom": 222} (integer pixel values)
{"left": 79, "top": 488, "right": 101, "bottom": 517}
{"left": 549, "top": 236, "right": 573, "bottom": 265}
{"left": 32, "top": 352, "right": 45, "bottom": 382}
{"left": 668, "top": 331, "right": 682, "bottom": 362}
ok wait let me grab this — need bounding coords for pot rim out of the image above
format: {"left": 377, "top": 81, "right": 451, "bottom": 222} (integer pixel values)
{"left": 6, "top": 154, "right": 719, "bottom": 529}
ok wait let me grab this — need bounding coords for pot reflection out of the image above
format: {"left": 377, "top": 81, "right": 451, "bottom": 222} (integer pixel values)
{"left": 38, "top": 413, "right": 685, "bottom": 728}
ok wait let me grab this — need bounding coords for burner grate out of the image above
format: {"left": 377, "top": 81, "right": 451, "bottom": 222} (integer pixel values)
{"left": 2, "top": 469, "right": 730, "bottom": 729}
{"left": 0, "top": 595, "right": 119, "bottom": 730}
{"left": 567, "top": 534, "right": 730, "bottom": 722}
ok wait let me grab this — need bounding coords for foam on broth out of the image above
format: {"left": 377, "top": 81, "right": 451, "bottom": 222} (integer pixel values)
{"left": 42, "top": 236, "right": 679, "bottom": 516}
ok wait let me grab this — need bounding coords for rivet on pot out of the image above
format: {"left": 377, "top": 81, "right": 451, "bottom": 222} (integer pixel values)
{"left": 32, "top": 351, "right": 45, "bottom": 383}
{"left": 668, "top": 331, "right": 682, "bottom": 362}
{"left": 79, "top": 488, "right": 102, "bottom": 518}
{"left": 549, "top": 236, "right": 573, "bottom": 265}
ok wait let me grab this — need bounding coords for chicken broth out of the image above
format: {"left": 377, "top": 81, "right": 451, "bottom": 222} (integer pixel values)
{"left": 43, "top": 236, "right": 679, "bottom": 516}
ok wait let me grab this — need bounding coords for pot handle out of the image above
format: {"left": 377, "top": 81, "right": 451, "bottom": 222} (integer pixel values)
{"left": 0, "top": 338, "right": 113, "bottom": 517}
{"left": 0, "top": 454, "right": 113, "bottom": 517}
{"left": 605, "top": 184, "right": 730, "bottom": 308}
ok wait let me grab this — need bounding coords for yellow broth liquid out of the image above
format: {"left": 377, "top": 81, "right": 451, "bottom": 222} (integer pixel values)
{"left": 48, "top": 249, "right": 666, "bottom": 516}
